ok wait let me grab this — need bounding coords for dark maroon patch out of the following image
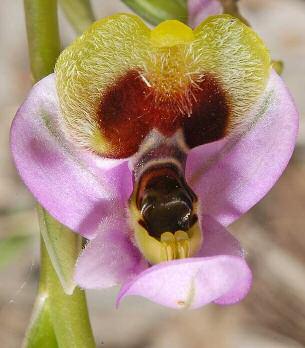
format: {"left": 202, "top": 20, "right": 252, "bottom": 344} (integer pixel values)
{"left": 97, "top": 70, "right": 152, "bottom": 158}
{"left": 97, "top": 70, "right": 230, "bottom": 158}
{"left": 182, "top": 75, "right": 231, "bottom": 148}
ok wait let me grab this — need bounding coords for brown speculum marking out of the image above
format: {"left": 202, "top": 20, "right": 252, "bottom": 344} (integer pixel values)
{"left": 135, "top": 164, "right": 198, "bottom": 240}
{"left": 97, "top": 69, "right": 231, "bottom": 158}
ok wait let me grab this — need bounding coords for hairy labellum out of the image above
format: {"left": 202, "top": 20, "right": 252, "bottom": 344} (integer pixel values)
{"left": 55, "top": 14, "right": 270, "bottom": 160}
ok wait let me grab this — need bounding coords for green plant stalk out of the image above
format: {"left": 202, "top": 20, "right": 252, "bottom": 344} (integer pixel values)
{"left": 24, "top": 243, "right": 58, "bottom": 348}
{"left": 40, "top": 231, "right": 95, "bottom": 348}
{"left": 24, "top": 0, "right": 61, "bottom": 81}
{"left": 59, "top": 0, "right": 95, "bottom": 34}
{"left": 122, "top": 0, "right": 187, "bottom": 25}
{"left": 23, "top": 1, "right": 96, "bottom": 347}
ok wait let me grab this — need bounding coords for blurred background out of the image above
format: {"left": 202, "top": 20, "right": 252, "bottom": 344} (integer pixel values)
{"left": 1, "top": 0, "right": 305, "bottom": 347}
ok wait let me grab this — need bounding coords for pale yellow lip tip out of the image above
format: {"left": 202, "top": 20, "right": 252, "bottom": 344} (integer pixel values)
{"left": 150, "top": 20, "right": 195, "bottom": 48}
{"left": 160, "top": 231, "right": 191, "bottom": 261}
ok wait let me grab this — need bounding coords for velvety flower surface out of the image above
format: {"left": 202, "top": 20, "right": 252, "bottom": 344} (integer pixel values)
{"left": 11, "top": 13, "right": 298, "bottom": 309}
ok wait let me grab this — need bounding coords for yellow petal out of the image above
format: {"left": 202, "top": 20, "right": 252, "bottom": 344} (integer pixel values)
{"left": 193, "top": 15, "right": 271, "bottom": 131}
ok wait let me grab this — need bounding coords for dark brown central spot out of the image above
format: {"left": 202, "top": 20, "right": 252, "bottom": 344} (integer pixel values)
{"left": 97, "top": 70, "right": 231, "bottom": 158}
{"left": 182, "top": 76, "right": 231, "bottom": 148}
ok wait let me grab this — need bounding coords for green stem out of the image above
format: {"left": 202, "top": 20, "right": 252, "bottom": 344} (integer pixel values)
{"left": 24, "top": 0, "right": 61, "bottom": 81}
{"left": 40, "top": 235, "right": 95, "bottom": 348}
{"left": 59, "top": 0, "right": 95, "bottom": 34}
{"left": 23, "top": 1, "right": 96, "bottom": 347}
{"left": 122, "top": 0, "right": 187, "bottom": 25}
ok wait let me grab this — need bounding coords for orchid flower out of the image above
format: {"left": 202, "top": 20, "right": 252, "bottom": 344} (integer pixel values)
{"left": 11, "top": 13, "right": 298, "bottom": 309}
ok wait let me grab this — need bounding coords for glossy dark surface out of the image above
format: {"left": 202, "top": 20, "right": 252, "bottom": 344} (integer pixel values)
{"left": 136, "top": 165, "right": 197, "bottom": 239}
